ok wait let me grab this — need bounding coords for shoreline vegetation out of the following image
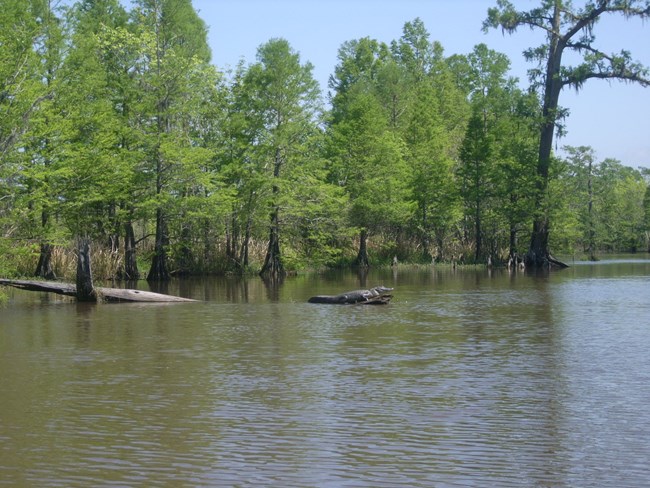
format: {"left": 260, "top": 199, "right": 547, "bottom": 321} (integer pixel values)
{"left": 1, "top": 243, "right": 648, "bottom": 304}
{"left": 1, "top": 2, "right": 649, "bottom": 286}
{"left": 1, "top": 237, "right": 646, "bottom": 283}
{"left": 2, "top": 250, "right": 647, "bottom": 305}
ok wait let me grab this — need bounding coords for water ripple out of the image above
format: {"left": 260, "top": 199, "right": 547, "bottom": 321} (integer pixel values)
{"left": 2, "top": 266, "right": 650, "bottom": 486}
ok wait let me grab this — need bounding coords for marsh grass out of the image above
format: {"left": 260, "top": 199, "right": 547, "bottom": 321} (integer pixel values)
{"left": 2, "top": 235, "right": 498, "bottom": 284}
{"left": 10, "top": 244, "right": 40, "bottom": 277}
{"left": 15, "top": 245, "right": 125, "bottom": 282}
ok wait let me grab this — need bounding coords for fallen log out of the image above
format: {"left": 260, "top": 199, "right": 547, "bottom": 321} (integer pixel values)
{"left": 0, "top": 279, "right": 197, "bottom": 303}
{"left": 94, "top": 287, "right": 198, "bottom": 303}
{"left": 308, "top": 285, "right": 393, "bottom": 305}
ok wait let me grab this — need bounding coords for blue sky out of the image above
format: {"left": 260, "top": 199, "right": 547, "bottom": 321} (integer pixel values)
{"left": 192, "top": 0, "right": 650, "bottom": 169}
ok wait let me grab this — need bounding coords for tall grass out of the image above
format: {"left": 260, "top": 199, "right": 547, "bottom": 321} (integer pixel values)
{"left": 7, "top": 244, "right": 123, "bottom": 282}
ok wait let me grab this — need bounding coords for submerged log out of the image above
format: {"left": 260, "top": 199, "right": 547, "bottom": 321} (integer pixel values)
{"left": 308, "top": 286, "right": 393, "bottom": 305}
{"left": 0, "top": 279, "right": 197, "bottom": 303}
{"left": 547, "top": 254, "right": 570, "bottom": 269}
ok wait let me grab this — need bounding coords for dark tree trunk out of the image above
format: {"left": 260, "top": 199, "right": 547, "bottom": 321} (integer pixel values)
{"left": 147, "top": 208, "right": 171, "bottom": 281}
{"left": 226, "top": 212, "right": 236, "bottom": 262}
{"left": 239, "top": 213, "right": 252, "bottom": 269}
{"left": 586, "top": 158, "right": 597, "bottom": 261}
{"left": 123, "top": 221, "right": 139, "bottom": 280}
{"left": 260, "top": 152, "right": 285, "bottom": 280}
{"left": 76, "top": 238, "right": 96, "bottom": 302}
{"left": 526, "top": 4, "right": 565, "bottom": 268}
{"left": 107, "top": 203, "right": 119, "bottom": 252}
{"left": 177, "top": 222, "right": 192, "bottom": 275}
{"left": 475, "top": 197, "right": 482, "bottom": 263}
{"left": 35, "top": 243, "right": 56, "bottom": 280}
{"left": 527, "top": 219, "right": 550, "bottom": 267}
{"left": 509, "top": 192, "right": 519, "bottom": 258}
{"left": 227, "top": 208, "right": 251, "bottom": 272}
{"left": 420, "top": 202, "right": 432, "bottom": 261}
{"left": 202, "top": 219, "right": 210, "bottom": 268}
{"left": 509, "top": 224, "right": 518, "bottom": 259}
{"left": 259, "top": 205, "right": 284, "bottom": 279}
{"left": 34, "top": 209, "right": 56, "bottom": 279}
{"left": 239, "top": 192, "right": 256, "bottom": 269}
{"left": 355, "top": 228, "right": 370, "bottom": 267}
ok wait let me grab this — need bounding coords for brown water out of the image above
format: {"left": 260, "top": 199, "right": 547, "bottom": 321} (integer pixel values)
{"left": 1, "top": 258, "right": 649, "bottom": 487}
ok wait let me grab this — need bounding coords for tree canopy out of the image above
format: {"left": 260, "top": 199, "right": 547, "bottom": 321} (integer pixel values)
{"left": 0, "top": 2, "right": 648, "bottom": 282}
{"left": 484, "top": 0, "right": 650, "bottom": 267}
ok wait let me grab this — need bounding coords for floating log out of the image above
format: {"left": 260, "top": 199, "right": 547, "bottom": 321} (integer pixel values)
{"left": 0, "top": 279, "right": 197, "bottom": 303}
{"left": 308, "top": 286, "right": 393, "bottom": 305}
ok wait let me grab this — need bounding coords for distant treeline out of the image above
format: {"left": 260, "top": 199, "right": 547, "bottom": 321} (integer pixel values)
{"left": 1, "top": 1, "right": 649, "bottom": 281}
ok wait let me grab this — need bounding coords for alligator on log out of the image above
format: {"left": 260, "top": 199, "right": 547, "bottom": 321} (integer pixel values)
{"left": 0, "top": 279, "right": 197, "bottom": 303}
{"left": 308, "top": 286, "right": 393, "bottom": 305}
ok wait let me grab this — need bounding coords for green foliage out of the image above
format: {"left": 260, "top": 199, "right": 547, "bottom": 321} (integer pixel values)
{"left": 456, "top": 43, "right": 540, "bottom": 261}
{"left": 405, "top": 82, "right": 460, "bottom": 257}
{"left": 484, "top": 0, "right": 650, "bottom": 265}
{"left": 1, "top": 8, "right": 647, "bottom": 282}
{"left": 0, "top": 0, "right": 52, "bottom": 156}
{"left": 485, "top": 0, "right": 650, "bottom": 90}
{"left": 644, "top": 184, "right": 650, "bottom": 238}
{"left": 551, "top": 147, "right": 648, "bottom": 255}
{"left": 0, "top": 239, "right": 34, "bottom": 278}
{"left": 327, "top": 84, "right": 412, "bottom": 243}
{"left": 236, "top": 38, "right": 325, "bottom": 276}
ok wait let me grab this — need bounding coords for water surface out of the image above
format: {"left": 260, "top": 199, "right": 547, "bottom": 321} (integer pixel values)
{"left": 1, "top": 258, "right": 649, "bottom": 486}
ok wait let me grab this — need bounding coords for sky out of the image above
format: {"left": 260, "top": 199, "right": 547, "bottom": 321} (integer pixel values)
{"left": 195, "top": 1, "right": 649, "bottom": 168}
